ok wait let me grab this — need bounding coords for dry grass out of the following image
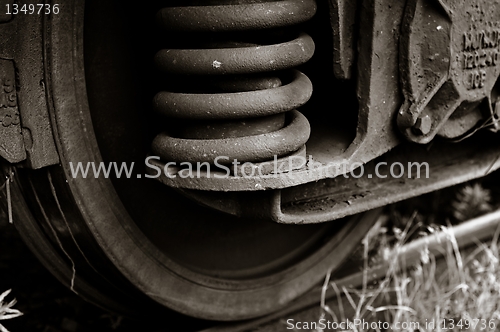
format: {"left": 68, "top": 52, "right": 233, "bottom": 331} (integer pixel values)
{"left": 318, "top": 219, "right": 500, "bottom": 332}
{"left": 0, "top": 289, "right": 22, "bottom": 332}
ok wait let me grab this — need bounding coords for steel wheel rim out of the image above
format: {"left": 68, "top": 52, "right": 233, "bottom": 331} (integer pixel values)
{"left": 6, "top": 0, "right": 378, "bottom": 321}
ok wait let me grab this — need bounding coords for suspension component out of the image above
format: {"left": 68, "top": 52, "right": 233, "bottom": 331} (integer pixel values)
{"left": 397, "top": 0, "right": 500, "bottom": 143}
{"left": 151, "top": 0, "right": 316, "bottom": 171}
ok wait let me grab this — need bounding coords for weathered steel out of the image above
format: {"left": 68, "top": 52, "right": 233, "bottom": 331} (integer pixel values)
{"left": 0, "top": 0, "right": 59, "bottom": 168}
{"left": 155, "top": 33, "right": 315, "bottom": 76}
{"left": 152, "top": 1, "right": 316, "bottom": 175}
{"left": 158, "top": 130, "right": 500, "bottom": 222}
{"left": 156, "top": 0, "right": 317, "bottom": 32}
{"left": 7, "top": 0, "right": 378, "bottom": 322}
{"left": 179, "top": 114, "right": 286, "bottom": 139}
{"left": 203, "top": 208, "right": 500, "bottom": 332}
{"left": 0, "top": 59, "right": 25, "bottom": 163}
{"left": 9, "top": 0, "right": 500, "bottom": 325}
{"left": 153, "top": 70, "right": 313, "bottom": 119}
{"left": 232, "top": 145, "right": 307, "bottom": 176}
{"left": 149, "top": 0, "right": 405, "bottom": 192}
{"left": 151, "top": 110, "right": 310, "bottom": 163}
{"left": 329, "top": 0, "right": 358, "bottom": 79}
{"left": 398, "top": 0, "right": 500, "bottom": 143}
{"left": 192, "top": 75, "right": 283, "bottom": 93}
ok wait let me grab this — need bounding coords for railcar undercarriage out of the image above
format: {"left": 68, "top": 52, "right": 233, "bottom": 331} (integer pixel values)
{"left": 1, "top": 0, "right": 499, "bottom": 325}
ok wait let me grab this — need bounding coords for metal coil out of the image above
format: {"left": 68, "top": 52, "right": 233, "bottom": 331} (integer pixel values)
{"left": 153, "top": 70, "right": 312, "bottom": 120}
{"left": 152, "top": 0, "right": 316, "bottom": 167}
{"left": 156, "top": 0, "right": 317, "bottom": 32}
{"left": 154, "top": 33, "right": 315, "bottom": 75}
{"left": 152, "top": 110, "right": 310, "bottom": 163}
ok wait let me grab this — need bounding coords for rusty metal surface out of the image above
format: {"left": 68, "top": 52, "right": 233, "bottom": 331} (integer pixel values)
{"left": 0, "top": 58, "right": 25, "bottom": 163}
{"left": 188, "top": 75, "right": 283, "bottom": 93}
{"left": 179, "top": 114, "right": 286, "bottom": 139}
{"left": 172, "top": 130, "right": 500, "bottom": 223}
{"left": 151, "top": 110, "right": 310, "bottom": 163}
{"left": 0, "top": 0, "right": 59, "bottom": 168}
{"left": 277, "top": 132, "right": 500, "bottom": 223}
{"left": 232, "top": 145, "right": 307, "bottom": 176}
{"left": 50, "top": 1, "right": 362, "bottom": 320}
{"left": 23, "top": 1, "right": 373, "bottom": 318}
{"left": 149, "top": 0, "right": 408, "bottom": 192}
{"left": 329, "top": 0, "right": 358, "bottom": 79}
{"left": 155, "top": 33, "right": 315, "bottom": 75}
{"left": 398, "top": 0, "right": 500, "bottom": 143}
{"left": 9, "top": 0, "right": 500, "bottom": 324}
{"left": 156, "top": 0, "right": 317, "bottom": 32}
{"left": 0, "top": 164, "right": 171, "bottom": 321}
{"left": 152, "top": 1, "right": 316, "bottom": 175}
{"left": 153, "top": 70, "right": 312, "bottom": 119}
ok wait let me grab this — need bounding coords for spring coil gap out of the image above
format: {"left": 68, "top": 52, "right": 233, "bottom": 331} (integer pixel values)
{"left": 151, "top": 0, "right": 316, "bottom": 174}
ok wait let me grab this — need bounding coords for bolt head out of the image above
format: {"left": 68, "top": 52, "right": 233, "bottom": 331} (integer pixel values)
{"left": 413, "top": 115, "right": 432, "bottom": 135}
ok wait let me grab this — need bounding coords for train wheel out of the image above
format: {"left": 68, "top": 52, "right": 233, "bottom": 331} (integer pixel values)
{"left": 3, "top": 0, "right": 380, "bottom": 324}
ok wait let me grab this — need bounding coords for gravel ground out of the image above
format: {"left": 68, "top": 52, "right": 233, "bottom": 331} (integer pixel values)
{"left": 1, "top": 170, "right": 500, "bottom": 332}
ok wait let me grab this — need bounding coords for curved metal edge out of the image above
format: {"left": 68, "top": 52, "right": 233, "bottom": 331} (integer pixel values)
{"left": 0, "top": 163, "right": 158, "bottom": 319}
{"left": 155, "top": 34, "right": 315, "bottom": 75}
{"left": 151, "top": 110, "right": 310, "bottom": 163}
{"left": 153, "top": 70, "right": 312, "bottom": 119}
{"left": 156, "top": 0, "right": 317, "bottom": 32}
{"left": 39, "top": 0, "right": 376, "bottom": 321}
{"left": 202, "top": 207, "right": 500, "bottom": 332}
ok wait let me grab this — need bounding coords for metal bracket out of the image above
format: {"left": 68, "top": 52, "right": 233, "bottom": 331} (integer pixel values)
{"left": 0, "top": 58, "right": 25, "bottom": 163}
{"left": 398, "top": 0, "right": 500, "bottom": 143}
{"left": 329, "top": 0, "right": 358, "bottom": 80}
{"left": 0, "top": 0, "right": 59, "bottom": 168}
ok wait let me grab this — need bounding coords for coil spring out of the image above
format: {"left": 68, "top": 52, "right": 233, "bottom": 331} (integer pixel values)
{"left": 151, "top": 0, "right": 316, "bottom": 169}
